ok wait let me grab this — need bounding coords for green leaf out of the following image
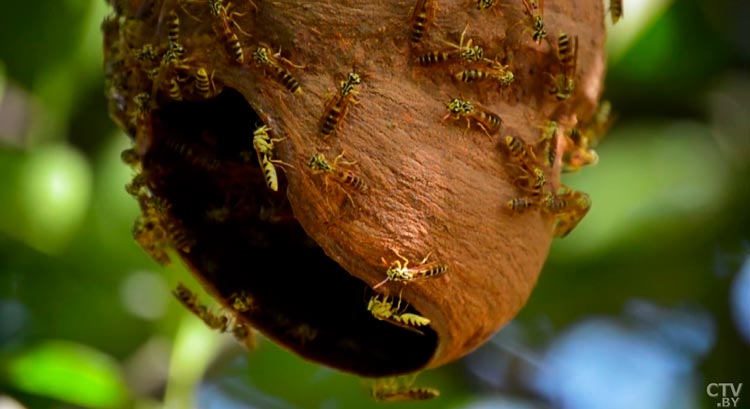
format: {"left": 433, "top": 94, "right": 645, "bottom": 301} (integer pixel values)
{"left": 3, "top": 340, "right": 130, "bottom": 408}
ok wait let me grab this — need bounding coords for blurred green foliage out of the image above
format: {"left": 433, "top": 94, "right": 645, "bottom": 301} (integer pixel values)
{"left": 1, "top": 0, "right": 748, "bottom": 408}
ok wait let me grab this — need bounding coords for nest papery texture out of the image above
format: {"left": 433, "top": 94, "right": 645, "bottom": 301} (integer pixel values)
{"left": 104, "top": 0, "right": 605, "bottom": 374}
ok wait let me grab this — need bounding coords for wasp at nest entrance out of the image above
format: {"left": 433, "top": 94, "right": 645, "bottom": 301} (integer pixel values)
{"left": 129, "top": 88, "right": 438, "bottom": 376}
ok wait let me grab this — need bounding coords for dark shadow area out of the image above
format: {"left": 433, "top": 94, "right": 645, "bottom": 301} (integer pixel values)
{"left": 142, "top": 88, "right": 437, "bottom": 376}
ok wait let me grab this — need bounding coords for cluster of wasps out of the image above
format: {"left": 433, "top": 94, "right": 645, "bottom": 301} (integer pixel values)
{"left": 106, "top": 0, "right": 307, "bottom": 187}
{"left": 362, "top": 0, "right": 622, "bottom": 369}
{"left": 365, "top": 249, "right": 448, "bottom": 342}
{"left": 405, "top": 0, "right": 621, "bottom": 239}
{"left": 148, "top": 0, "right": 302, "bottom": 103}
{"left": 173, "top": 283, "right": 257, "bottom": 349}
{"left": 409, "top": 0, "right": 622, "bottom": 102}
{"left": 105, "top": 0, "right": 624, "bottom": 401}
{"left": 369, "top": 374, "right": 440, "bottom": 402}
{"left": 563, "top": 100, "right": 613, "bottom": 173}
{"left": 501, "top": 121, "right": 592, "bottom": 238}
{"left": 410, "top": 1, "right": 509, "bottom": 138}
{"left": 502, "top": 96, "right": 613, "bottom": 237}
{"left": 122, "top": 148, "right": 196, "bottom": 264}
{"left": 304, "top": 69, "right": 369, "bottom": 206}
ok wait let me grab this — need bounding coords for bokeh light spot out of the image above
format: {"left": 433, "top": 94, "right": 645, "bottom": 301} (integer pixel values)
{"left": 119, "top": 271, "right": 169, "bottom": 320}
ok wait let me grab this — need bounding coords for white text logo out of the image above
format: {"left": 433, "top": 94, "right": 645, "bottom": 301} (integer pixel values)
{"left": 707, "top": 383, "right": 743, "bottom": 408}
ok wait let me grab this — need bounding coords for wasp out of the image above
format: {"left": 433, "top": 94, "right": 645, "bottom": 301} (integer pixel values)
{"left": 557, "top": 32, "right": 578, "bottom": 72}
{"left": 161, "top": 134, "right": 221, "bottom": 170}
{"left": 128, "top": 92, "right": 152, "bottom": 130}
{"left": 219, "top": 23, "right": 244, "bottom": 63}
{"left": 567, "top": 126, "right": 585, "bottom": 148}
{"left": 339, "top": 71, "right": 362, "bottom": 96}
{"left": 287, "top": 324, "right": 318, "bottom": 346}
{"left": 161, "top": 40, "right": 186, "bottom": 67}
{"left": 132, "top": 205, "right": 170, "bottom": 265}
{"left": 417, "top": 49, "right": 453, "bottom": 66}
{"left": 418, "top": 25, "right": 484, "bottom": 66}
{"left": 548, "top": 73, "right": 574, "bottom": 100}
{"left": 409, "top": 0, "right": 434, "bottom": 43}
{"left": 512, "top": 166, "right": 546, "bottom": 196}
{"left": 538, "top": 120, "right": 558, "bottom": 141}
{"left": 133, "top": 92, "right": 151, "bottom": 117}
{"left": 320, "top": 71, "right": 362, "bottom": 138}
{"left": 610, "top": 0, "right": 623, "bottom": 24}
{"left": 543, "top": 187, "right": 591, "bottom": 237}
{"left": 454, "top": 59, "right": 514, "bottom": 87}
{"left": 260, "top": 157, "right": 281, "bottom": 191}
{"left": 445, "top": 25, "right": 485, "bottom": 63}
{"left": 367, "top": 293, "right": 431, "bottom": 332}
{"left": 543, "top": 134, "right": 557, "bottom": 167}
{"left": 253, "top": 125, "right": 292, "bottom": 191}
{"left": 143, "top": 67, "right": 160, "bottom": 80}
{"left": 520, "top": 0, "right": 546, "bottom": 44}
{"left": 503, "top": 135, "right": 534, "bottom": 165}
{"left": 166, "top": 9, "right": 182, "bottom": 47}
{"left": 562, "top": 147, "right": 599, "bottom": 173}
{"left": 208, "top": 0, "right": 252, "bottom": 34}
{"left": 507, "top": 197, "right": 535, "bottom": 212}
{"left": 137, "top": 195, "right": 194, "bottom": 253}
{"left": 373, "top": 387, "right": 440, "bottom": 402}
{"left": 374, "top": 249, "right": 447, "bottom": 289}
{"left": 252, "top": 125, "right": 285, "bottom": 160}
{"left": 164, "top": 219, "right": 194, "bottom": 253}
{"left": 120, "top": 148, "right": 141, "bottom": 168}
{"left": 125, "top": 174, "right": 147, "bottom": 197}
{"left": 229, "top": 290, "right": 257, "bottom": 312}
{"left": 585, "top": 100, "right": 614, "bottom": 149}
{"left": 336, "top": 169, "right": 367, "bottom": 191}
{"left": 471, "top": 0, "right": 497, "bottom": 11}
{"left": 562, "top": 125, "right": 601, "bottom": 173}
{"left": 547, "top": 32, "right": 578, "bottom": 100}
{"left": 167, "top": 76, "right": 184, "bottom": 100}
{"left": 308, "top": 152, "right": 366, "bottom": 203}
{"left": 535, "top": 120, "right": 558, "bottom": 167}
{"left": 371, "top": 376, "right": 440, "bottom": 402}
{"left": 133, "top": 44, "right": 159, "bottom": 62}
{"left": 253, "top": 46, "right": 303, "bottom": 94}
{"left": 194, "top": 68, "right": 216, "bottom": 98}
{"left": 229, "top": 322, "right": 257, "bottom": 349}
{"left": 173, "top": 283, "right": 203, "bottom": 317}
{"left": 203, "top": 0, "right": 250, "bottom": 63}
{"left": 443, "top": 97, "right": 502, "bottom": 138}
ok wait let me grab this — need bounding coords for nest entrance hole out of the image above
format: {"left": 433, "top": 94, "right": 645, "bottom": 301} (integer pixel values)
{"left": 141, "top": 88, "right": 438, "bottom": 376}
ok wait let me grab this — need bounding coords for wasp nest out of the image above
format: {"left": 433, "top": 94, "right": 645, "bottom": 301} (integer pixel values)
{"left": 103, "top": 0, "right": 609, "bottom": 377}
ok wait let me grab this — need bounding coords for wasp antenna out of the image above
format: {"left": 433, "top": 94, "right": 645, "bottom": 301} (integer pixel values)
{"left": 372, "top": 277, "right": 390, "bottom": 290}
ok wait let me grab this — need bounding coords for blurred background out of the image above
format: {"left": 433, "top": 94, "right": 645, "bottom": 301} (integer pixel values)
{"left": 1, "top": 0, "right": 748, "bottom": 407}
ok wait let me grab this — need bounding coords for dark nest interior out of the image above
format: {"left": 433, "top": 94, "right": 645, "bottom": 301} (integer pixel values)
{"left": 139, "top": 88, "right": 438, "bottom": 376}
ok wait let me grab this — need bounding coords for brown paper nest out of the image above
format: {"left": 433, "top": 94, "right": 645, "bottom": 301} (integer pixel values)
{"left": 103, "top": 0, "right": 606, "bottom": 377}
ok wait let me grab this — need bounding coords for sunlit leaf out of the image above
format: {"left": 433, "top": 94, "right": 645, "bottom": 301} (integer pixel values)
{"left": 3, "top": 340, "right": 129, "bottom": 408}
